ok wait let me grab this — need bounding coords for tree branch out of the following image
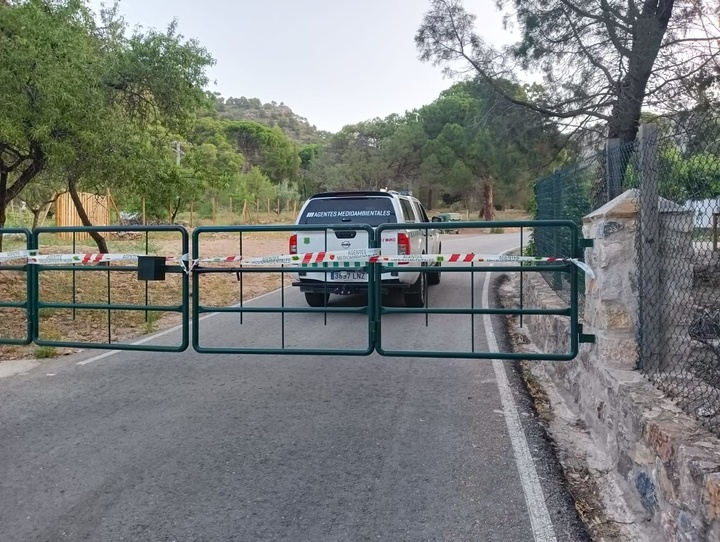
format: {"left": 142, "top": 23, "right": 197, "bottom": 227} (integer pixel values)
{"left": 4, "top": 142, "right": 45, "bottom": 203}
{"left": 562, "top": 8, "right": 617, "bottom": 87}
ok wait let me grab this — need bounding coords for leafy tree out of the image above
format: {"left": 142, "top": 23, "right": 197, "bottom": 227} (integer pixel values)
{"left": 0, "top": 0, "right": 214, "bottom": 248}
{"left": 416, "top": 0, "right": 720, "bottom": 145}
{"left": 225, "top": 121, "right": 300, "bottom": 182}
{"left": 417, "top": 80, "right": 567, "bottom": 210}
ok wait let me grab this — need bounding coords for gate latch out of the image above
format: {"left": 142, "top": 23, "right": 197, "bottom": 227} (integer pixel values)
{"left": 138, "top": 256, "right": 167, "bottom": 281}
{"left": 578, "top": 324, "right": 596, "bottom": 344}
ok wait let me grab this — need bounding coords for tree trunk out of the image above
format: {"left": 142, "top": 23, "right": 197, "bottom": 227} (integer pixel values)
{"left": 0, "top": 169, "right": 7, "bottom": 251}
{"left": 0, "top": 146, "right": 47, "bottom": 250}
{"left": 170, "top": 197, "right": 181, "bottom": 224}
{"left": 68, "top": 176, "right": 109, "bottom": 254}
{"left": 30, "top": 208, "right": 42, "bottom": 231}
{"left": 483, "top": 182, "right": 495, "bottom": 221}
{"left": 602, "top": 1, "right": 673, "bottom": 195}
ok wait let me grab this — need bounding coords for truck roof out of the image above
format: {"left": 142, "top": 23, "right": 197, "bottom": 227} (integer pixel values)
{"left": 308, "top": 191, "right": 395, "bottom": 199}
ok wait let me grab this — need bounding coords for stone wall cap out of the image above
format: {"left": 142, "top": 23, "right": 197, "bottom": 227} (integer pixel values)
{"left": 584, "top": 189, "right": 638, "bottom": 222}
{"left": 658, "top": 197, "right": 692, "bottom": 214}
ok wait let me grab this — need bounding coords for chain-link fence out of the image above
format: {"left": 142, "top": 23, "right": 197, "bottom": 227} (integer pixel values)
{"left": 634, "top": 116, "right": 720, "bottom": 434}
{"left": 533, "top": 114, "right": 720, "bottom": 434}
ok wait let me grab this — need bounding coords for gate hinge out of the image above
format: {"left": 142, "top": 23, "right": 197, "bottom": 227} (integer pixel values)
{"left": 578, "top": 324, "right": 596, "bottom": 344}
{"left": 576, "top": 238, "right": 593, "bottom": 259}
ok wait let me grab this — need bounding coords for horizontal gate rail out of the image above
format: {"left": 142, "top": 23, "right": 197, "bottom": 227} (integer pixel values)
{"left": 0, "top": 228, "right": 33, "bottom": 345}
{"left": 31, "top": 226, "right": 189, "bottom": 352}
{"left": 192, "top": 224, "right": 376, "bottom": 355}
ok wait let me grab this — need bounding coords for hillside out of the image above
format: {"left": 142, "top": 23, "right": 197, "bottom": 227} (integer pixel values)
{"left": 212, "top": 94, "right": 331, "bottom": 145}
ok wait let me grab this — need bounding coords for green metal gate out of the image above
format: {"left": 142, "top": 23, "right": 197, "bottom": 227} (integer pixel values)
{"left": 28, "top": 226, "right": 189, "bottom": 352}
{"left": 191, "top": 224, "right": 376, "bottom": 355}
{"left": 0, "top": 221, "right": 592, "bottom": 359}
{"left": 0, "top": 228, "right": 33, "bottom": 345}
{"left": 372, "top": 220, "right": 593, "bottom": 361}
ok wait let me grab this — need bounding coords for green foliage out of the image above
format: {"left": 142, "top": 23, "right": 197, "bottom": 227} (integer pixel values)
{"left": 658, "top": 147, "right": 720, "bottom": 202}
{"left": 34, "top": 346, "right": 59, "bottom": 359}
{"left": 307, "top": 78, "right": 567, "bottom": 211}
{"left": 416, "top": 0, "right": 719, "bottom": 145}
{"left": 232, "top": 166, "right": 275, "bottom": 204}
{"left": 0, "top": 0, "right": 215, "bottom": 231}
{"left": 225, "top": 121, "right": 300, "bottom": 182}
{"left": 212, "top": 94, "right": 330, "bottom": 145}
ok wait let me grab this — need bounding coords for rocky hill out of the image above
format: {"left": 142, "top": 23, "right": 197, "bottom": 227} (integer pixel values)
{"left": 212, "top": 94, "right": 330, "bottom": 145}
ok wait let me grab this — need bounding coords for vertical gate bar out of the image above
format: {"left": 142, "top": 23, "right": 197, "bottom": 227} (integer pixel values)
{"left": 29, "top": 231, "right": 38, "bottom": 344}
{"left": 281, "top": 264, "right": 286, "bottom": 349}
{"left": 181, "top": 228, "right": 189, "bottom": 350}
{"left": 107, "top": 262, "right": 111, "bottom": 344}
{"left": 372, "top": 228, "right": 380, "bottom": 354}
{"left": 144, "top": 231, "right": 149, "bottom": 323}
{"left": 425, "top": 225, "right": 429, "bottom": 327}
{"left": 324, "top": 229, "right": 328, "bottom": 326}
{"left": 373, "top": 258, "right": 382, "bottom": 353}
{"left": 72, "top": 232, "right": 77, "bottom": 320}
{"left": 192, "top": 230, "right": 200, "bottom": 350}
{"left": 239, "top": 231, "right": 243, "bottom": 325}
{"left": 520, "top": 226, "right": 524, "bottom": 328}
{"left": 471, "top": 261, "right": 475, "bottom": 353}
{"left": 570, "top": 223, "right": 580, "bottom": 358}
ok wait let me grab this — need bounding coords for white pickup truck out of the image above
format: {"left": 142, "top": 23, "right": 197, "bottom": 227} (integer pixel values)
{"left": 290, "top": 190, "right": 441, "bottom": 307}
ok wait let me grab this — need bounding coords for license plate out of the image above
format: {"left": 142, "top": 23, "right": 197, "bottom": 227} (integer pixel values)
{"left": 330, "top": 271, "right": 367, "bottom": 281}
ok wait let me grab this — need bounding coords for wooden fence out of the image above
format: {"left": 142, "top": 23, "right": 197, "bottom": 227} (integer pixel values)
{"left": 55, "top": 192, "right": 110, "bottom": 240}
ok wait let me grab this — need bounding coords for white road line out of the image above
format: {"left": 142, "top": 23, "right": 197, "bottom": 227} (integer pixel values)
{"left": 76, "top": 286, "right": 286, "bottom": 365}
{"left": 482, "top": 248, "right": 557, "bottom": 542}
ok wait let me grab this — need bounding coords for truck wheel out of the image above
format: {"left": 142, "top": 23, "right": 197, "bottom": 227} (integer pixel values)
{"left": 428, "top": 264, "right": 441, "bottom": 285}
{"left": 404, "top": 271, "right": 426, "bottom": 308}
{"left": 305, "top": 292, "right": 330, "bottom": 307}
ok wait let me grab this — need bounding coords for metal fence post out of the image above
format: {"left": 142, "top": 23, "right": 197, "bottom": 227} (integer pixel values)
{"left": 638, "top": 124, "right": 662, "bottom": 373}
{"left": 606, "top": 138, "right": 623, "bottom": 201}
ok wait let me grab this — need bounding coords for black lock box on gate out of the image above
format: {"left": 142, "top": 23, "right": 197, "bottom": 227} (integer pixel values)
{"left": 138, "top": 256, "right": 167, "bottom": 281}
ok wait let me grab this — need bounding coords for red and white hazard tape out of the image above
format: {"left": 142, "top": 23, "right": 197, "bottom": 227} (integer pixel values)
{"left": 11, "top": 248, "right": 595, "bottom": 278}
{"left": 28, "top": 253, "right": 143, "bottom": 264}
{"left": 0, "top": 249, "right": 38, "bottom": 262}
{"left": 367, "top": 253, "right": 595, "bottom": 279}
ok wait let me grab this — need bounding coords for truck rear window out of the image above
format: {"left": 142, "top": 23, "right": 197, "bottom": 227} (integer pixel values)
{"left": 299, "top": 197, "right": 397, "bottom": 226}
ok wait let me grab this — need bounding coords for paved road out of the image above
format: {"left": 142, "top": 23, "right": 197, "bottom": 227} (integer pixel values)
{"left": 0, "top": 232, "right": 588, "bottom": 542}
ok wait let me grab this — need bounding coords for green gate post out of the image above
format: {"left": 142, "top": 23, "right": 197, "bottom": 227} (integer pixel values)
{"left": 0, "top": 228, "right": 34, "bottom": 345}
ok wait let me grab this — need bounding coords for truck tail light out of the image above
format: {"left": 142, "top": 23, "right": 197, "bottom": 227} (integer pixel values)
{"left": 398, "top": 233, "right": 411, "bottom": 255}
{"left": 289, "top": 234, "right": 297, "bottom": 254}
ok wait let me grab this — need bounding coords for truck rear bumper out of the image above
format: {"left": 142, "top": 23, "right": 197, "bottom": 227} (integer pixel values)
{"left": 292, "top": 279, "right": 410, "bottom": 296}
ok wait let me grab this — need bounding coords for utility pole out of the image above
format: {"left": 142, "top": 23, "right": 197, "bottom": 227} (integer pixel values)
{"left": 173, "top": 141, "right": 184, "bottom": 165}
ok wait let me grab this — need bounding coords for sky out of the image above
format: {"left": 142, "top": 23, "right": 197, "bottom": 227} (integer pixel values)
{"left": 90, "top": 0, "right": 517, "bottom": 133}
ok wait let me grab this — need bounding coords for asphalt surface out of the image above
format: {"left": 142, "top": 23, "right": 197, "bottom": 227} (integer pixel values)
{"left": 0, "top": 232, "right": 589, "bottom": 542}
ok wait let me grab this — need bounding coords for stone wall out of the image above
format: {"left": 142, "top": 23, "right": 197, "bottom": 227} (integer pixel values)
{"left": 522, "top": 190, "right": 720, "bottom": 542}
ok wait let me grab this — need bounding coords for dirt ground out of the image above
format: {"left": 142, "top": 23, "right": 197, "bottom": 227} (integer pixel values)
{"left": 0, "top": 232, "right": 290, "bottom": 360}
